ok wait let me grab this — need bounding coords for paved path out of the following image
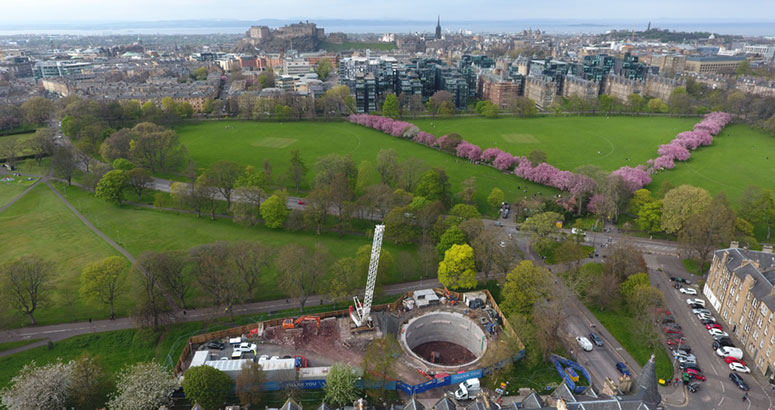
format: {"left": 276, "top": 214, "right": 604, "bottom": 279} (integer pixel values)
{"left": 0, "top": 178, "right": 43, "bottom": 214}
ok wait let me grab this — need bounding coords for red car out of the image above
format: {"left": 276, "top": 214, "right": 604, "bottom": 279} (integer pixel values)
{"left": 297, "top": 199, "right": 305, "bottom": 205}
{"left": 667, "top": 337, "right": 687, "bottom": 346}
{"left": 706, "top": 323, "right": 722, "bottom": 330}
{"left": 685, "top": 368, "right": 706, "bottom": 381}
{"left": 663, "top": 327, "right": 683, "bottom": 335}
{"left": 724, "top": 357, "right": 747, "bottom": 366}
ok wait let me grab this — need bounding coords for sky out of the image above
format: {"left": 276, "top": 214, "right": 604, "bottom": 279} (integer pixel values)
{"left": 2, "top": 0, "right": 774, "bottom": 23}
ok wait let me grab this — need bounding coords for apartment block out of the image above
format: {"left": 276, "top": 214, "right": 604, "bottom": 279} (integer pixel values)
{"left": 703, "top": 244, "right": 775, "bottom": 377}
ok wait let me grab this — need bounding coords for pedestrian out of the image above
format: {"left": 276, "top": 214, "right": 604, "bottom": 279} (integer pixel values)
{"left": 88, "top": 318, "right": 92, "bottom": 324}
{"left": 183, "top": 310, "right": 187, "bottom": 316}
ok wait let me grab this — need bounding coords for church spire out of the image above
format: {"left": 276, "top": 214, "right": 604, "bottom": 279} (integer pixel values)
{"left": 435, "top": 15, "right": 442, "bottom": 40}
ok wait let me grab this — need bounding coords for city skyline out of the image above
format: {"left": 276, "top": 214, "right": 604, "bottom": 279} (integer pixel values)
{"left": 2, "top": 0, "right": 774, "bottom": 24}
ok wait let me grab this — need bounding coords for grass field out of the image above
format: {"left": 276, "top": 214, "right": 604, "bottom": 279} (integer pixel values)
{"left": 176, "top": 121, "right": 556, "bottom": 213}
{"left": 649, "top": 124, "right": 775, "bottom": 204}
{"left": 0, "top": 339, "right": 41, "bottom": 353}
{"left": 0, "top": 184, "right": 125, "bottom": 326}
{"left": 0, "top": 131, "right": 35, "bottom": 158}
{"left": 413, "top": 116, "right": 699, "bottom": 172}
{"left": 0, "top": 181, "right": 31, "bottom": 207}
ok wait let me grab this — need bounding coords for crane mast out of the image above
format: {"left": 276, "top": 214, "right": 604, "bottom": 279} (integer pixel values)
{"left": 350, "top": 224, "right": 384, "bottom": 327}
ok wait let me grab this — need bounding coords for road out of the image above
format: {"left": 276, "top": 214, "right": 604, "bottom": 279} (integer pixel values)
{"left": 647, "top": 254, "right": 773, "bottom": 410}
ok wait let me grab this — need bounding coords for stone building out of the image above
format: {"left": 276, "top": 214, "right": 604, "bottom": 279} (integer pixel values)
{"left": 650, "top": 54, "right": 687, "bottom": 75}
{"left": 644, "top": 75, "right": 681, "bottom": 101}
{"left": 685, "top": 55, "right": 746, "bottom": 74}
{"left": 524, "top": 76, "right": 556, "bottom": 109}
{"left": 703, "top": 243, "right": 775, "bottom": 377}
{"left": 603, "top": 74, "right": 643, "bottom": 102}
{"left": 478, "top": 72, "right": 520, "bottom": 108}
{"left": 561, "top": 75, "right": 598, "bottom": 100}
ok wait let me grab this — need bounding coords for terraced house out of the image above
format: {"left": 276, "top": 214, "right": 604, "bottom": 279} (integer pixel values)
{"left": 703, "top": 242, "right": 775, "bottom": 377}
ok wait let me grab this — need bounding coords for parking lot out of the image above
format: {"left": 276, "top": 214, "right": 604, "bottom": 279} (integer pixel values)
{"left": 647, "top": 254, "right": 774, "bottom": 410}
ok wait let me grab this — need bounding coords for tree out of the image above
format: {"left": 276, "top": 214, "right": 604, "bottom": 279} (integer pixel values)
{"left": 603, "top": 242, "right": 646, "bottom": 281}
{"left": 324, "top": 363, "right": 361, "bottom": 408}
{"left": 132, "top": 257, "right": 174, "bottom": 330}
{"left": 736, "top": 59, "right": 751, "bottom": 76}
{"left": 0, "top": 136, "right": 23, "bottom": 168}
{"left": 355, "top": 245, "right": 393, "bottom": 294}
{"left": 20, "top": 96, "right": 54, "bottom": 125}
{"left": 470, "top": 229, "right": 500, "bottom": 277}
{"left": 1, "top": 360, "right": 72, "bottom": 410}
{"left": 620, "top": 273, "right": 651, "bottom": 301}
{"left": 668, "top": 86, "right": 692, "bottom": 114}
{"left": 522, "top": 211, "right": 563, "bottom": 241}
{"left": 450, "top": 203, "right": 480, "bottom": 221}
{"left": 67, "top": 354, "right": 111, "bottom": 410}
{"left": 376, "top": 149, "right": 399, "bottom": 186}
{"left": 661, "top": 185, "right": 712, "bottom": 234}
{"left": 762, "top": 113, "right": 775, "bottom": 137}
{"left": 80, "top": 256, "right": 128, "bottom": 320}
{"left": 204, "top": 160, "right": 243, "bottom": 209}
{"left": 436, "top": 225, "right": 467, "bottom": 257}
{"left": 0, "top": 256, "right": 52, "bottom": 325}
{"left": 679, "top": 194, "right": 736, "bottom": 273}
{"left": 487, "top": 187, "right": 505, "bottom": 212}
{"left": 460, "top": 176, "right": 476, "bottom": 204}
{"left": 501, "top": 260, "right": 551, "bottom": 316}
{"left": 96, "top": 170, "right": 129, "bottom": 205}
{"left": 627, "top": 93, "right": 644, "bottom": 113}
{"left": 229, "top": 241, "right": 273, "bottom": 298}
{"left": 260, "top": 194, "right": 289, "bottom": 228}
{"left": 125, "top": 168, "right": 152, "bottom": 200}
{"left": 101, "top": 128, "right": 134, "bottom": 162}
{"left": 28, "top": 128, "right": 55, "bottom": 165}
{"left": 287, "top": 149, "right": 308, "bottom": 191}
{"left": 182, "top": 365, "right": 232, "bottom": 410}
{"left": 533, "top": 293, "right": 569, "bottom": 361}
{"left": 233, "top": 185, "right": 266, "bottom": 226}
{"left": 437, "top": 243, "right": 477, "bottom": 290}
{"left": 416, "top": 168, "right": 452, "bottom": 207}
{"left": 139, "top": 251, "right": 190, "bottom": 310}
{"left": 637, "top": 200, "right": 663, "bottom": 233}
{"left": 327, "top": 257, "right": 361, "bottom": 307}
{"left": 646, "top": 98, "right": 667, "bottom": 113}
{"left": 236, "top": 361, "right": 265, "bottom": 408}
{"left": 53, "top": 146, "right": 77, "bottom": 186}
{"left": 128, "top": 122, "right": 186, "bottom": 172}
{"left": 277, "top": 244, "right": 330, "bottom": 311}
{"left": 315, "top": 60, "right": 334, "bottom": 81}
{"left": 112, "top": 158, "right": 135, "bottom": 171}
{"left": 108, "top": 362, "right": 178, "bottom": 410}
{"left": 190, "top": 242, "right": 246, "bottom": 321}
{"left": 739, "top": 186, "right": 775, "bottom": 239}
{"left": 381, "top": 93, "right": 400, "bottom": 118}
{"left": 362, "top": 336, "right": 400, "bottom": 400}
{"left": 527, "top": 150, "right": 548, "bottom": 166}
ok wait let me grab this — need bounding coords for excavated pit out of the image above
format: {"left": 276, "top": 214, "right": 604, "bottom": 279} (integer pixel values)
{"left": 400, "top": 310, "right": 486, "bottom": 369}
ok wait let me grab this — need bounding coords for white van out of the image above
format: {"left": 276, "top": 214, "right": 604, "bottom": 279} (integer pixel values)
{"left": 454, "top": 378, "right": 481, "bottom": 400}
{"left": 576, "top": 336, "right": 593, "bottom": 352}
{"left": 716, "top": 346, "right": 744, "bottom": 360}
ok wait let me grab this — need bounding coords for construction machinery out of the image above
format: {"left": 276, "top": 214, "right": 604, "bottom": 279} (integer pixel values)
{"left": 350, "top": 224, "right": 385, "bottom": 328}
{"left": 282, "top": 315, "right": 320, "bottom": 330}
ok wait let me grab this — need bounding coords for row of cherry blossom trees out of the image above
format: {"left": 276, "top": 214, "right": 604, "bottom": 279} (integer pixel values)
{"left": 645, "top": 112, "right": 732, "bottom": 173}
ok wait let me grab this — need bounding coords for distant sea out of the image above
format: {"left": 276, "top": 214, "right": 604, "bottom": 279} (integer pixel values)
{"left": 0, "top": 19, "right": 773, "bottom": 37}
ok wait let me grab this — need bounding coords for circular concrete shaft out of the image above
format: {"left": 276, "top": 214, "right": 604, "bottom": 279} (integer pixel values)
{"left": 400, "top": 310, "right": 486, "bottom": 369}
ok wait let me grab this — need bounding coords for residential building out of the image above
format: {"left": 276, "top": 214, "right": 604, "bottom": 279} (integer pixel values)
{"left": 703, "top": 244, "right": 775, "bottom": 377}
{"left": 283, "top": 58, "right": 311, "bottom": 76}
{"left": 478, "top": 71, "right": 520, "bottom": 108}
{"left": 685, "top": 55, "right": 746, "bottom": 74}
{"left": 524, "top": 76, "right": 556, "bottom": 109}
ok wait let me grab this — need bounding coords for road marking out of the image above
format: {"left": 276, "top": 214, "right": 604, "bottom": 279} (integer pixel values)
{"left": 720, "top": 381, "right": 725, "bottom": 393}
{"left": 718, "top": 396, "right": 724, "bottom": 407}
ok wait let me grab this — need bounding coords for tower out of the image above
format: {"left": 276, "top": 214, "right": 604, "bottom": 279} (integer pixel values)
{"left": 435, "top": 15, "right": 441, "bottom": 40}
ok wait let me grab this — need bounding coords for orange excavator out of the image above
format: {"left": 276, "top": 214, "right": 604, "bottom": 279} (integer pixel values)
{"left": 282, "top": 315, "right": 320, "bottom": 330}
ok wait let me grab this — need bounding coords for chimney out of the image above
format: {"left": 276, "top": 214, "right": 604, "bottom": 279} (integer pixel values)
{"left": 730, "top": 241, "right": 740, "bottom": 249}
{"left": 763, "top": 245, "right": 773, "bottom": 254}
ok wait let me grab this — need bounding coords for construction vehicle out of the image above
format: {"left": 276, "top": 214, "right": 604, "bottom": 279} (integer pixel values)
{"left": 442, "top": 287, "right": 459, "bottom": 305}
{"left": 350, "top": 224, "right": 385, "bottom": 329}
{"left": 282, "top": 315, "right": 320, "bottom": 330}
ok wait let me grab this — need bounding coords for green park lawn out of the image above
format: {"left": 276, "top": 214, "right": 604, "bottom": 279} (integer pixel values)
{"left": 0, "top": 184, "right": 125, "bottom": 326}
{"left": 413, "top": 116, "right": 699, "bottom": 172}
{"left": 0, "top": 131, "right": 35, "bottom": 158}
{"left": 176, "top": 121, "right": 556, "bottom": 214}
{"left": 0, "top": 180, "right": 31, "bottom": 207}
{"left": 649, "top": 124, "right": 775, "bottom": 204}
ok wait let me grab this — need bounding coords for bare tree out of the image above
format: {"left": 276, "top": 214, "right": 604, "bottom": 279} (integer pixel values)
{"left": 189, "top": 242, "right": 245, "bottom": 321}
{"left": 276, "top": 243, "right": 331, "bottom": 311}
{"left": 125, "top": 168, "right": 153, "bottom": 200}
{"left": 28, "top": 128, "right": 55, "bottom": 166}
{"left": 236, "top": 361, "right": 265, "bottom": 407}
{"left": 138, "top": 251, "right": 191, "bottom": 310}
{"left": 229, "top": 241, "right": 273, "bottom": 298}
{"left": 53, "top": 146, "right": 77, "bottom": 186}
{"left": 532, "top": 292, "right": 570, "bottom": 362}
{"left": 0, "top": 137, "right": 23, "bottom": 169}
{"left": 0, "top": 256, "right": 53, "bottom": 325}
{"left": 131, "top": 262, "right": 173, "bottom": 331}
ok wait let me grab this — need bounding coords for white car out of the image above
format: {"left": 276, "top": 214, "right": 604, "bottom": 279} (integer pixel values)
{"left": 686, "top": 298, "right": 705, "bottom": 307}
{"left": 673, "top": 351, "right": 696, "bottom": 361}
{"left": 716, "top": 346, "right": 744, "bottom": 359}
{"left": 679, "top": 288, "right": 698, "bottom": 295}
{"left": 708, "top": 328, "right": 729, "bottom": 338}
{"left": 697, "top": 314, "right": 716, "bottom": 322}
{"left": 692, "top": 308, "right": 711, "bottom": 315}
{"left": 677, "top": 356, "right": 697, "bottom": 365}
{"left": 576, "top": 336, "right": 593, "bottom": 352}
{"left": 239, "top": 342, "right": 257, "bottom": 353}
{"left": 729, "top": 362, "right": 751, "bottom": 373}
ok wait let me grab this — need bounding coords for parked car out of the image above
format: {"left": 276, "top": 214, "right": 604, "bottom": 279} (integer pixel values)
{"left": 663, "top": 326, "right": 683, "bottom": 335}
{"left": 680, "top": 362, "right": 702, "bottom": 372}
{"left": 661, "top": 315, "right": 676, "bottom": 324}
{"left": 495, "top": 221, "right": 504, "bottom": 227}
{"left": 705, "top": 323, "right": 722, "bottom": 330}
{"left": 716, "top": 346, "right": 744, "bottom": 360}
{"left": 729, "top": 372, "right": 750, "bottom": 391}
{"left": 615, "top": 362, "right": 630, "bottom": 376}
{"left": 729, "top": 362, "right": 752, "bottom": 373}
{"left": 677, "top": 356, "right": 697, "bottom": 366}
{"left": 673, "top": 351, "right": 696, "bottom": 362}
{"left": 690, "top": 303, "right": 706, "bottom": 310}
{"left": 688, "top": 382, "right": 701, "bottom": 393}
{"left": 674, "top": 345, "right": 692, "bottom": 354}
{"left": 708, "top": 328, "right": 729, "bottom": 338}
{"left": 206, "top": 340, "right": 226, "bottom": 350}
{"left": 685, "top": 368, "right": 706, "bottom": 381}
{"left": 692, "top": 308, "right": 711, "bottom": 315}
{"left": 588, "top": 332, "right": 604, "bottom": 347}
{"left": 576, "top": 336, "right": 593, "bottom": 352}
{"left": 713, "top": 339, "right": 735, "bottom": 350}
{"left": 724, "top": 357, "right": 747, "bottom": 366}
{"left": 686, "top": 298, "right": 705, "bottom": 306}
{"left": 697, "top": 315, "right": 716, "bottom": 322}
{"left": 664, "top": 323, "right": 682, "bottom": 331}
{"left": 297, "top": 199, "right": 305, "bottom": 205}
{"left": 700, "top": 318, "right": 716, "bottom": 325}
{"left": 680, "top": 287, "right": 698, "bottom": 295}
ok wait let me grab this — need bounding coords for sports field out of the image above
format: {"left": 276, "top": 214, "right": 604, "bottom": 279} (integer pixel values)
{"left": 413, "top": 116, "right": 699, "bottom": 171}
{"left": 177, "top": 121, "right": 556, "bottom": 212}
{"left": 649, "top": 124, "right": 775, "bottom": 204}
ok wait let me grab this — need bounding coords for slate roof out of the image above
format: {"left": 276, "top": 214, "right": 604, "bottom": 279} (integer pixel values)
{"left": 716, "top": 248, "right": 775, "bottom": 310}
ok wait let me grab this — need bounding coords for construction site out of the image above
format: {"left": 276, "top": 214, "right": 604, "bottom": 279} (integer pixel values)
{"left": 174, "top": 225, "right": 524, "bottom": 397}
